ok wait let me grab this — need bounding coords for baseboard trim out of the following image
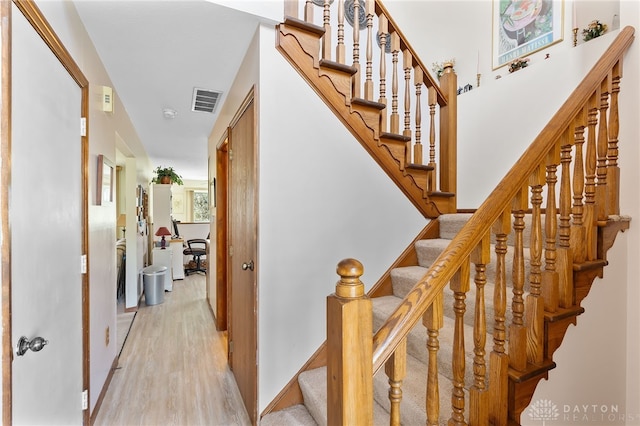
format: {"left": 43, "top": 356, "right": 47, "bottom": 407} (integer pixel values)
{"left": 90, "top": 355, "right": 118, "bottom": 424}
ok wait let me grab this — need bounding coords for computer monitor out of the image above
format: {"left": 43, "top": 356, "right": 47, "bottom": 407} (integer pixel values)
{"left": 172, "top": 219, "right": 180, "bottom": 238}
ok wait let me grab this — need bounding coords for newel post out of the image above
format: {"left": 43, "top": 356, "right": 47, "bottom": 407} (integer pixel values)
{"left": 327, "top": 258, "right": 373, "bottom": 425}
{"left": 438, "top": 62, "right": 458, "bottom": 210}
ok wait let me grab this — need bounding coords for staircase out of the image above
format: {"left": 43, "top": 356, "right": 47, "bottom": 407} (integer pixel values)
{"left": 261, "top": 213, "right": 630, "bottom": 425}
{"left": 262, "top": 1, "right": 635, "bottom": 424}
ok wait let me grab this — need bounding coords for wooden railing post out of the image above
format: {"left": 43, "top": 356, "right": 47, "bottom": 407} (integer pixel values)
{"left": 438, "top": 62, "right": 457, "bottom": 203}
{"left": 327, "top": 259, "right": 373, "bottom": 425}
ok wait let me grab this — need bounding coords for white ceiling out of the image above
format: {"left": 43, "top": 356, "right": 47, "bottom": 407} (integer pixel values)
{"left": 73, "top": 0, "right": 265, "bottom": 181}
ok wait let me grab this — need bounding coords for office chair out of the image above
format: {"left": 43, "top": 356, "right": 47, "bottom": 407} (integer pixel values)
{"left": 183, "top": 238, "right": 208, "bottom": 275}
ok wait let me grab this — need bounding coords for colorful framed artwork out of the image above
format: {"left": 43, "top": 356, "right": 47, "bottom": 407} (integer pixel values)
{"left": 97, "top": 154, "right": 114, "bottom": 205}
{"left": 492, "top": 0, "right": 564, "bottom": 69}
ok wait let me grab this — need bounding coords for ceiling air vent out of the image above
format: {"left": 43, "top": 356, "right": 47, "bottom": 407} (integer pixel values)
{"left": 191, "top": 88, "right": 222, "bottom": 113}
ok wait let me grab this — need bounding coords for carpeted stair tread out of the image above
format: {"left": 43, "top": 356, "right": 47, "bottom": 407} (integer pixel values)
{"left": 390, "top": 265, "right": 429, "bottom": 298}
{"left": 414, "top": 238, "right": 451, "bottom": 267}
{"left": 298, "top": 367, "right": 390, "bottom": 426}
{"left": 438, "top": 213, "right": 473, "bottom": 240}
{"left": 260, "top": 404, "right": 318, "bottom": 425}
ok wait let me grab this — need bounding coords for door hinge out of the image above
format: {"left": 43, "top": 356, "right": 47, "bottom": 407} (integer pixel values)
{"left": 229, "top": 340, "right": 234, "bottom": 353}
{"left": 229, "top": 149, "right": 233, "bottom": 161}
{"left": 229, "top": 245, "right": 233, "bottom": 257}
{"left": 82, "top": 390, "right": 88, "bottom": 410}
{"left": 81, "top": 254, "right": 87, "bottom": 274}
{"left": 80, "top": 117, "right": 87, "bottom": 137}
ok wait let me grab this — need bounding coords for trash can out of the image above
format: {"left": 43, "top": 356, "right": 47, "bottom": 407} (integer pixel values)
{"left": 143, "top": 265, "right": 167, "bottom": 306}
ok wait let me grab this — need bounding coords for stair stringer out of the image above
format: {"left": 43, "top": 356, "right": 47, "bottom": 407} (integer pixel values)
{"left": 276, "top": 19, "right": 452, "bottom": 219}
{"left": 507, "top": 217, "right": 630, "bottom": 423}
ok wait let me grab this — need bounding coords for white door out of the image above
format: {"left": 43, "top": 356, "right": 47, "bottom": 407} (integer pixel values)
{"left": 10, "top": 4, "right": 84, "bottom": 424}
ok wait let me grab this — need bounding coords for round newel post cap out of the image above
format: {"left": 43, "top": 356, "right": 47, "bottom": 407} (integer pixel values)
{"left": 335, "top": 258, "right": 365, "bottom": 299}
{"left": 443, "top": 62, "right": 455, "bottom": 74}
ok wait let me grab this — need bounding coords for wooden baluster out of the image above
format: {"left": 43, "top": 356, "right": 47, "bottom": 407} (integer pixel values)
{"left": 542, "top": 146, "right": 560, "bottom": 313}
{"left": 385, "top": 339, "right": 406, "bottom": 426}
{"left": 351, "top": 0, "right": 361, "bottom": 99}
{"left": 595, "top": 78, "right": 609, "bottom": 225}
{"left": 424, "top": 292, "right": 443, "bottom": 426}
{"left": 584, "top": 94, "right": 598, "bottom": 260}
{"left": 363, "top": 0, "right": 374, "bottom": 101}
{"left": 607, "top": 61, "right": 621, "bottom": 215}
{"left": 558, "top": 128, "right": 575, "bottom": 308}
{"left": 327, "top": 259, "right": 373, "bottom": 425}
{"left": 526, "top": 166, "right": 545, "bottom": 364}
{"left": 304, "top": 0, "right": 314, "bottom": 23}
{"left": 428, "top": 86, "right": 437, "bottom": 192}
{"left": 449, "top": 263, "right": 469, "bottom": 426}
{"left": 336, "top": 0, "right": 346, "bottom": 64}
{"left": 571, "top": 112, "right": 587, "bottom": 263}
{"left": 389, "top": 32, "right": 400, "bottom": 134}
{"left": 509, "top": 188, "right": 528, "bottom": 372}
{"left": 378, "top": 14, "right": 388, "bottom": 133}
{"left": 469, "top": 236, "right": 490, "bottom": 426}
{"left": 596, "top": 77, "right": 610, "bottom": 224}
{"left": 413, "top": 67, "right": 423, "bottom": 165}
{"left": 321, "top": 0, "right": 332, "bottom": 61}
{"left": 489, "top": 212, "right": 510, "bottom": 426}
{"left": 403, "top": 50, "right": 412, "bottom": 165}
{"left": 284, "top": 0, "right": 299, "bottom": 19}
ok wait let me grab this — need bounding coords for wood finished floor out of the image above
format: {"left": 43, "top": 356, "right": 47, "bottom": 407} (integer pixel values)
{"left": 94, "top": 274, "right": 251, "bottom": 426}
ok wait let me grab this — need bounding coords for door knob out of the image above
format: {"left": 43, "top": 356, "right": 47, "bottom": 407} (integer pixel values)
{"left": 16, "top": 336, "right": 49, "bottom": 356}
{"left": 241, "top": 260, "right": 254, "bottom": 271}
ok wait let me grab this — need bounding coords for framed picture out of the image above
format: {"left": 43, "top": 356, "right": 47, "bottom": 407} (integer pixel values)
{"left": 97, "top": 154, "right": 114, "bottom": 205}
{"left": 492, "top": 0, "right": 564, "bottom": 69}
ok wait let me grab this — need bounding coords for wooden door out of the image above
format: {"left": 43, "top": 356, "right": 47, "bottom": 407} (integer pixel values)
{"left": 4, "top": 2, "right": 89, "bottom": 424}
{"left": 228, "top": 95, "right": 258, "bottom": 424}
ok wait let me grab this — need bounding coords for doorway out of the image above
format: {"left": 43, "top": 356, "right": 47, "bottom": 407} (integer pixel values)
{"left": 218, "top": 89, "right": 258, "bottom": 425}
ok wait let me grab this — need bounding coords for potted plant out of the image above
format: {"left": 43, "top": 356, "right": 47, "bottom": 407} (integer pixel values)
{"left": 152, "top": 166, "right": 183, "bottom": 185}
{"left": 582, "top": 20, "right": 608, "bottom": 41}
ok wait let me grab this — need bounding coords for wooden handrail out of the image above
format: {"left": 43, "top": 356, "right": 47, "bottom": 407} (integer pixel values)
{"left": 371, "top": 26, "right": 635, "bottom": 373}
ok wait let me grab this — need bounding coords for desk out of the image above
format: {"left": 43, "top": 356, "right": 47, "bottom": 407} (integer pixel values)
{"left": 170, "top": 239, "right": 185, "bottom": 280}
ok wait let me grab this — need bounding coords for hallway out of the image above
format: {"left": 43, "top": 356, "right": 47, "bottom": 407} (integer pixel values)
{"left": 94, "top": 274, "right": 251, "bottom": 426}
